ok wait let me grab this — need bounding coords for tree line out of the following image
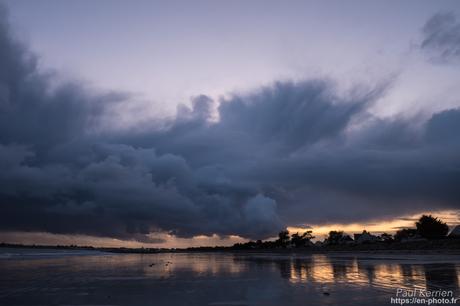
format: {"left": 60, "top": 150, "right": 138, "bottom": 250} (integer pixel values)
{"left": 232, "top": 214, "right": 451, "bottom": 249}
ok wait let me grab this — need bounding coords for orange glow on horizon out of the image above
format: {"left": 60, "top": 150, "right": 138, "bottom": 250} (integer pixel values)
{"left": 287, "top": 209, "right": 460, "bottom": 240}
{"left": 0, "top": 210, "right": 458, "bottom": 248}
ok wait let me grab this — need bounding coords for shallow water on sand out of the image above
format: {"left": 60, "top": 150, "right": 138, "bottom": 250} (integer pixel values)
{"left": 1, "top": 249, "right": 460, "bottom": 306}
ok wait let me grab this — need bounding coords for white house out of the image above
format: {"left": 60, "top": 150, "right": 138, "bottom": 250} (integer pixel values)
{"left": 448, "top": 225, "right": 460, "bottom": 238}
{"left": 353, "top": 231, "right": 379, "bottom": 244}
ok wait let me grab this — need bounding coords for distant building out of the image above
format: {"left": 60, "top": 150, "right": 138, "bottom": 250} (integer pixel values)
{"left": 448, "top": 225, "right": 460, "bottom": 238}
{"left": 354, "top": 231, "right": 379, "bottom": 244}
{"left": 340, "top": 235, "right": 354, "bottom": 244}
{"left": 314, "top": 241, "right": 324, "bottom": 247}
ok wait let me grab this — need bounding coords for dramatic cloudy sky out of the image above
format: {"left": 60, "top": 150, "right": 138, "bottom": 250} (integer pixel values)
{"left": 0, "top": 1, "right": 460, "bottom": 247}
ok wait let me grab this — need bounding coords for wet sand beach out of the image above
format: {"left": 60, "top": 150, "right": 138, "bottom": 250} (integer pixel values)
{"left": 1, "top": 248, "right": 460, "bottom": 306}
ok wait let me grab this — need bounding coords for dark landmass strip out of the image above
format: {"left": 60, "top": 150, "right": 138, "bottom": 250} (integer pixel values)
{"left": 2, "top": 238, "right": 460, "bottom": 255}
{"left": 1, "top": 215, "right": 458, "bottom": 255}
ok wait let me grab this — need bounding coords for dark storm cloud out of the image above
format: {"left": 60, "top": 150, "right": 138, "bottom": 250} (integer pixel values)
{"left": 421, "top": 12, "right": 460, "bottom": 62}
{"left": 0, "top": 8, "right": 459, "bottom": 242}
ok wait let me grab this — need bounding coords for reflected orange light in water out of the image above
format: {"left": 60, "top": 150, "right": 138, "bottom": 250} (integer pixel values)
{"left": 2, "top": 252, "right": 459, "bottom": 294}
{"left": 286, "top": 255, "right": 429, "bottom": 290}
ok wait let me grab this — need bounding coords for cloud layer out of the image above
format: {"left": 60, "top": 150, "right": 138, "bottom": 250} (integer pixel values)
{"left": 421, "top": 12, "right": 460, "bottom": 62}
{"left": 0, "top": 9, "right": 459, "bottom": 242}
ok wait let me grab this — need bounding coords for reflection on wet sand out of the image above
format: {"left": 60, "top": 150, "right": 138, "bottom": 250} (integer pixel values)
{"left": 242, "top": 253, "right": 460, "bottom": 293}
{"left": 0, "top": 253, "right": 247, "bottom": 276}
{"left": 1, "top": 251, "right": 460, "bottom": 306}
{"left": 424, "top": 263, "right": 459, "bottom": 290}
{"left": 357, "top": 259, "right": 376, "bottom": 284}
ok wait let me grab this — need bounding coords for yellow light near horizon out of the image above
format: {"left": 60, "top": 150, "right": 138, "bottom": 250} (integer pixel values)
{"left": 287, "top": 209, "right": 460, "bottom": 240}
{"left": 2, "top": 210, "right": 458, "bottom": 248}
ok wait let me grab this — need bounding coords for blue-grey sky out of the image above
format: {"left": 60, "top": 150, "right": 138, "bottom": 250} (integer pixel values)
{"left": 1, "top": 1, "right": 460, "bottom": 247}
{"left": 4, "top": 0, "right": 460, "bottom": 118}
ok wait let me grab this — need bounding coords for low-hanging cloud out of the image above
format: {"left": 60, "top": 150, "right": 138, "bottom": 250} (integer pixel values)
{"left": 0, "top": 8, "right": 459, "bottom": 242}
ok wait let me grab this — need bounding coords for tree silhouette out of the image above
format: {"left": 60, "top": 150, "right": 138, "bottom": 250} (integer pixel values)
{"left": 291, "top": 231, "right": 314, "bottom": 247}
{"left": 325, "top": 231, "right": 345, "bottom": 245}
{"left": 394, "top": 228, "right": 418, "bottom": 241}
{"left": 277, "top": 230, "right": 290, "bottom": 247}
{"left": 416, "top": 215, "right": 449, "bottom": 239}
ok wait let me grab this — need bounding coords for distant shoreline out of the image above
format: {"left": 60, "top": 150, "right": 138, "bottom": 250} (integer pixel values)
{"left": 2, "top": 240, "right": 460, "bottom": 256}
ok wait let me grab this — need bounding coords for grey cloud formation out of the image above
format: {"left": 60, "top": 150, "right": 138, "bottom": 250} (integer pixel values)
{"left": 421, "top": 12, "right": 460, "bottom": 62}
{"left": 0, "top": 9, "right": 459, "bottom": 242}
